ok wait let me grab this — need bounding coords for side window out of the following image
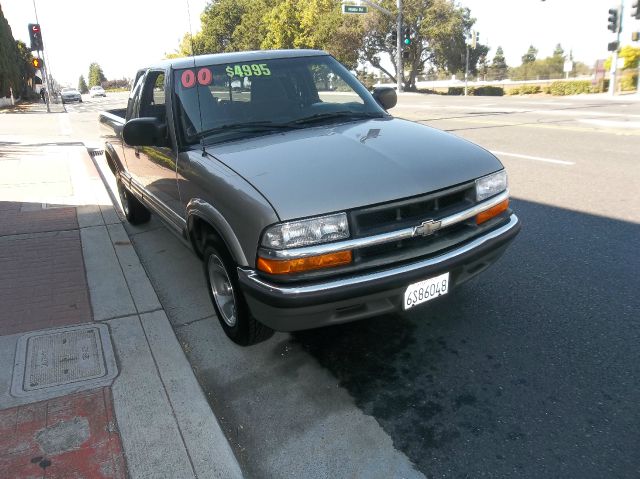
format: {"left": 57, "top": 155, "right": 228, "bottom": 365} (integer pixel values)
{"left": 126, "top": 72, "right": 146, "bottom": 120}
{"left": 139, "top": 71, "right": 166, "bottom": 121}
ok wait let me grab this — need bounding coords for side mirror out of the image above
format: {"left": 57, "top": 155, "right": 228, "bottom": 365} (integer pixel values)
{"left": 123, "top": 117, "right": 168, "bottom": 147}
{"left": 372, "top": 87, "right": 397, "bottom": 110}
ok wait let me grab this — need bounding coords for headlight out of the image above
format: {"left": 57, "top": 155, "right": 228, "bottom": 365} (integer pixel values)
{"left": 261, "top": 213, "right": 349, "bottom": 249}
{"left": 475, "top": 170, "right": 508, "bottom": 201}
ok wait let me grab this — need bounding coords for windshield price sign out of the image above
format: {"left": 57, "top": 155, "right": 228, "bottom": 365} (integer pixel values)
{"left": 225, "top": 64, "right": 271, "bottom": 77}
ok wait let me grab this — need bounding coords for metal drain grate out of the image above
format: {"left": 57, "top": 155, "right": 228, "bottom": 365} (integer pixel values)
{"left": 11, "top": 324, "right": 117, "bottom": 398}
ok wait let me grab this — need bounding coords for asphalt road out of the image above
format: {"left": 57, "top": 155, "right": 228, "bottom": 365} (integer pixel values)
{"left": 66, "top": 92, "right": 640, "bottom": 478}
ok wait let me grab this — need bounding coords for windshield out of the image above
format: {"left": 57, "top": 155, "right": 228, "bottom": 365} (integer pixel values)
{"left": 173, "top": 55, "right": 384, "bottom": 143}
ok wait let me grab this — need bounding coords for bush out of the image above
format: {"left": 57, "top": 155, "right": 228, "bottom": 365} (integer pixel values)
{"left": 519, "top": 85, "right": 541, "bottom": 95}
{"left": 620, "top": 74, "right": 638, "bottom": 92}
{"left": 447, "top": 86, "right": 504, "bottom": 96}
{"left": 549, "top": 80, "right": 592, "bottom": 96}
{"left": 473, "top": 86, "right": 504, "bottom": 96}
{"left": 507, "top": 85, "right": 541, "bottom": 95}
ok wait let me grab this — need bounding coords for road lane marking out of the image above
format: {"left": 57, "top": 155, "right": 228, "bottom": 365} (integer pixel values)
{"left": 426, "top": 117, "right": 640, "bottom": 136}
{"left": 579, "top": 119, "right": 640, "bottom": 129}
{"left": 490, "top": 150, "right": 575, "bottom": 166}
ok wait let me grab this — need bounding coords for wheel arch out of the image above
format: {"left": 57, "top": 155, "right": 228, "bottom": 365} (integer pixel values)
{"left": 186, "top": 199, "right": 249, "bottom": 267}
{"left": 104, "top": 143, "right": 125, "bottom": 176}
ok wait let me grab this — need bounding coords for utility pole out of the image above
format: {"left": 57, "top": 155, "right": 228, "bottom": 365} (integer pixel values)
{"left": 464, "top": 43, "right": 469, "bottom": 96}
{"left": 464, "top": 30, "right": 478, "bottom": 97}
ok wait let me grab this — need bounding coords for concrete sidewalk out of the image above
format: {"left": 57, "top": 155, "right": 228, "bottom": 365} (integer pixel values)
{"left": 0, "top": 119, "right": 242, "bottom": 478}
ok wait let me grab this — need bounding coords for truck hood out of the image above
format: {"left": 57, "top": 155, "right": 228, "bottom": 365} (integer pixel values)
{"left": 205, "top": 118, "right": 503, "bottom": 221}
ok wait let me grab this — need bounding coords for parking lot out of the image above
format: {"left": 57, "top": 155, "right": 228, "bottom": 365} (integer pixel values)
{"left": 67, "top": 92, "right": 640, "bottom": 478}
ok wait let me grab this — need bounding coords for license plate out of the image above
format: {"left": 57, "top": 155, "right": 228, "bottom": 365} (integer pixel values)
{"left": 403, "top": 272, "right": 450, "bottom": 310}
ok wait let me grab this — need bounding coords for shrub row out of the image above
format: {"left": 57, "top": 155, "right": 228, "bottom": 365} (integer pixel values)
{"left": 507, "top": 85, "right": 541, "bottom": 95}
{"left": 447, "top": 86, "right": 504, "bottom": 96}
{"left": 548, "top": 80, "right": 593, "bottom": 96}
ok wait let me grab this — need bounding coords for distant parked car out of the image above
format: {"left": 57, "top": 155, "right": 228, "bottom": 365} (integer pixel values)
{"left": 61, "top": 87, "right": 82, "bottom": 103}
{"left": 90, "top": 86, "right": 106, "bottom": 97}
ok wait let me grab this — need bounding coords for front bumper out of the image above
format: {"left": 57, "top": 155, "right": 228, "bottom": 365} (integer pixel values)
{"left": 238, "top": 214, "right": 520, "bottom": 331}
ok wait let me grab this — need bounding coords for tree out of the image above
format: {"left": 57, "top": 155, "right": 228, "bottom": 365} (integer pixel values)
{"left": 521, "top": 45, "right": 538, "bottom": 64}
{"left": 490, "top": 46, "right": 508, "bottom": 80}
{"left": 191, "top": 0, "right": 361, "bottom": 69}
{"left": 360, "top": 0, "right": 474, "bottom": 90}
{"left": 88, "top": 63, "right": 106, "bottom": 87}
{"left": 78, "top": 75, "right": 88, "bottom": 93}
{"left": 518, "top": 45, "right": 538, "bottom": 80}
{"left": 164, "top": 33, "right": 196, "bottom": 58}
{"left": 15, "top": 40, "right": 36, "bottom": 96}
{"left": 604, "top": 45, "right": 640, "bottom": 70}
{"left": 173, "top": 0, "right": 484, "bottom": 89}
{"left": 0, "top": 6, "right": 23, "bottom": 97}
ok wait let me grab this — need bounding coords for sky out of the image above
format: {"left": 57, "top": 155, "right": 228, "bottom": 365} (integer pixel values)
{"left": 2, "top": 0, "right": 639, "bottom": 86}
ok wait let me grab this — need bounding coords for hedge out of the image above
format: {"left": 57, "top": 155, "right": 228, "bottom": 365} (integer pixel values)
{"left": 549, "top": 80, "right": 592, "bottom": 96}
{"left": 447, "top": 86, "right": 504, "bottom": 96}
{"left": 620, "top": 74, "right": 638, "bottom": 92}
{"left": 508, "top": 85, "right": 541, "bottom": 95}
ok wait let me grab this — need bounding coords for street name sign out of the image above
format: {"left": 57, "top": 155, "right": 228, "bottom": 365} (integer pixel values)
{"left": 342, "top": 5, "right": 368, "bottom": 14}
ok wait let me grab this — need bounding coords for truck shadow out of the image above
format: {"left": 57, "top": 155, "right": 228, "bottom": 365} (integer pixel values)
{"left": 291, "top": 198, "right": 640, "bottom": 477}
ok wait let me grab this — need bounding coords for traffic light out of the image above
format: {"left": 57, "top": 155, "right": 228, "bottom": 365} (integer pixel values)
{"left": 391, "top": 30, "right": 397, "bottom": 45}
{"left": 632, "top": 1, "right": 640, "bottom": 20}
{"left": 607, "top": 8, "right": 619, "bottom": 33}
{"left": 31, "top": 57, "right": 42, "bottom": 69}
{"left": 403, "top": 27, "right": 411, "bottom": 45}
{"left": 28, "top": 23, "right": 43, "bottom": 51}
{"left": 607, "top": 41, "right": 619, "bottom": 52}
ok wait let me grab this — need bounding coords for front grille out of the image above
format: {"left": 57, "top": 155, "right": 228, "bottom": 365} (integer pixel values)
{"left": 350, "top": 183, "right": 475, "bottom": 237}
{"left": 349, "top": 182, "right": 477, "bottom": 264}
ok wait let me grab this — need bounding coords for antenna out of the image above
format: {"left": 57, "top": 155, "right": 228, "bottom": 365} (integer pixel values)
{"left": 185, "top": 0, "right": 205, "bottom": 155}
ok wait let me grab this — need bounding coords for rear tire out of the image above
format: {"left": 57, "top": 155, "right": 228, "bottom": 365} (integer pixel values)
{"left": 116, "top": 177, "right": 150, "bottom": 224}
{"left": 203, "top": 242, "right": 274, "bottom": 346}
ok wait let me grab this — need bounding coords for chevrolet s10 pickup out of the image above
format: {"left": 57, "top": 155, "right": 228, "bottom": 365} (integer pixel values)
{"left": 99, "top": 50, "right": 520, "bottom": 345}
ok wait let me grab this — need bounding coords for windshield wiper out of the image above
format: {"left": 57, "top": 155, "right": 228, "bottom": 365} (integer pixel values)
{"left": 195, "top": 121, "right": 302, "bottom": 140}
{"left": 291, "top": 111, "right": 384, "bottom": 125}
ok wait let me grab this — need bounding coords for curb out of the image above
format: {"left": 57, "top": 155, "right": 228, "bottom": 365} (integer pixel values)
{"left": 78, "top": 146, "right": 243, "bottom": 479}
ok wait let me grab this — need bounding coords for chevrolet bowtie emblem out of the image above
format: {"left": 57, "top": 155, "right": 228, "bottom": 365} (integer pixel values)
{"left": 413, "top": 219, "right": 442, "bottom": 237}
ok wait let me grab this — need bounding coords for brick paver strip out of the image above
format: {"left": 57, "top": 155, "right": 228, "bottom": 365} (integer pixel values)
{"left": 0, "top": 387, "right": 126, "bottom": 478}
{"left": 0, "top": 229, "right": 92, "bottom": 335}
{"left": 0, "top": 201, "right": 78, "bottom": 237}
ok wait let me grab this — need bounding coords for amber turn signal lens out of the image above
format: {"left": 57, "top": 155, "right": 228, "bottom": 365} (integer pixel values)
{"left": 476, "top": 198, "right": 509, "bottom": 225}
{"left": 257, "top": 251, "right": 353, "bottom": 274}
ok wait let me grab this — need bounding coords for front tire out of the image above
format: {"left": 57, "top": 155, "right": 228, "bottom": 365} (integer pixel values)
{"left": 116, "top": 177, "right": 150, "bottom": 224}
{"left": 204, "top": 243, "right": 273, "bottom": 346}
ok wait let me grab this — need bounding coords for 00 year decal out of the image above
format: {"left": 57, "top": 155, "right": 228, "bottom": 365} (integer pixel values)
{"left": 180, "top": 68, "right": 213, "bottom": 88}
